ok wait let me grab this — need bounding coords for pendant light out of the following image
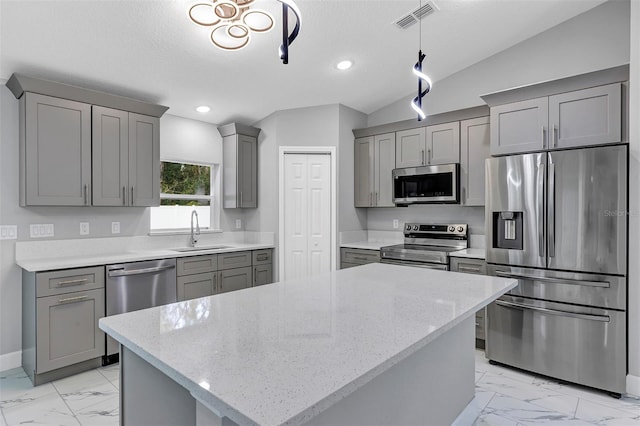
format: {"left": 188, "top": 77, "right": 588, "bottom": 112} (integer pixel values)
{"left": 278, "top": 0, "right": 302, "bottom": 64}
{"left": 410, "top": 0, "right": 432, "bottom": 121}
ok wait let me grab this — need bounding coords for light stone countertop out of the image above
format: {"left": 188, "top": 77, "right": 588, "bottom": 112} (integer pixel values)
{"left": 16, "top": 243, "right": 274, "bottom": 272}
{"left": 449, "top": 248, "right": 486, "bottom": 260}
{"left": 339, "top": 241, "right": 394, "bottom": 250}
{"left": 100, "top": 263, "right": 517, "bottom": 426}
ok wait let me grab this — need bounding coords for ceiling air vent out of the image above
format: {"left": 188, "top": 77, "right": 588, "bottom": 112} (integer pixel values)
{"left": 394, "top": 1, "right": 439, "bottom": 30}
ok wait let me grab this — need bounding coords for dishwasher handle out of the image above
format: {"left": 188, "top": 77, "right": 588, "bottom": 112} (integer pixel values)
{"left": 108, "top": 264, "right": 175, "bottom": 277}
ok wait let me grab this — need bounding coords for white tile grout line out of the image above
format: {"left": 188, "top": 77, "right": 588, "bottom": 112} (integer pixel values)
{"left": 50, "top": 379, "right": 83, "bottom": 426}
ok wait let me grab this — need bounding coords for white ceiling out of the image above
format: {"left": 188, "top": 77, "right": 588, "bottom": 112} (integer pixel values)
{"left": 0, "top": 0, "right": 606, "bottom": 125}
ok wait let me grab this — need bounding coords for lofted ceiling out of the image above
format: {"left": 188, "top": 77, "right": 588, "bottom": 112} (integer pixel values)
{"left": 0, "top": 0, "right": 606, "bottom": 125}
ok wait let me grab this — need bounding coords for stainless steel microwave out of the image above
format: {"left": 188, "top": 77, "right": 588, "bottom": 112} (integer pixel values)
{"left": 392, "top": 164, "right": 459, "bottom": 205}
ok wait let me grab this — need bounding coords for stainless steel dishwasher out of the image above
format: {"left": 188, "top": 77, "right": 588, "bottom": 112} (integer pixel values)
{"left": 105, "top": 258, "right": 176, "bottom": 363}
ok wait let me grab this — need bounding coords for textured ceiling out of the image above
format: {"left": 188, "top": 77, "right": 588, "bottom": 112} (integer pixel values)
{"left": 0, "top": 0, "right": 606, "bottom": 125}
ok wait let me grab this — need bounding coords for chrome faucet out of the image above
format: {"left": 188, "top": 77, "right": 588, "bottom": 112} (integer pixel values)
{"left": 190, "top": 210, "right": 200, "bottom": 247}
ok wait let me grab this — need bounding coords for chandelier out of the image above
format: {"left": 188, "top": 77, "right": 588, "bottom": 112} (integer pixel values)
{"left": 188, "top": 0, "right": 301, "bottom": 64}
{"left": 410, "top": 0, "right": 432, "bottom": 120}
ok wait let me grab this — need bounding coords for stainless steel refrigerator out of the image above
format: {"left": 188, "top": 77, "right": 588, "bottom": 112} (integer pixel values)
{"left": 485, "top": 144, "right": 627, "bottom": 396}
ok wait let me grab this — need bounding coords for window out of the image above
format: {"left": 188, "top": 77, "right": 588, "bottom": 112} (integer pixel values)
{"left": 150, "top": 161, "right": 216, "bottom": 231}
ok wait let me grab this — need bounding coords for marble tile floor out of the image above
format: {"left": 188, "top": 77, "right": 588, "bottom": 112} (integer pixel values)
{"left": 0, "top": 350, "right": 638, "bottom": 425}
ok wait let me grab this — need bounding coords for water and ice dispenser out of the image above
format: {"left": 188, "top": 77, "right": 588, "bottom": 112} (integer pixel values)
{"left": 492, "top": 211, "right": 523, "bottom": 250}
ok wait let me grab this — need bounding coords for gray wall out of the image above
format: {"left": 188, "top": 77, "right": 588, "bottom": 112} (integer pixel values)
{"left": 367, "top": 0, "right": 630, "bottom": 127}
{"left": 628, "top": 0, "right": 640, "bottom": 387}
{"left": 0, "top": 84, "right": 239, "bottom": 358}
{"left": 245, "top": 104, "right": 368, "bottom": 278}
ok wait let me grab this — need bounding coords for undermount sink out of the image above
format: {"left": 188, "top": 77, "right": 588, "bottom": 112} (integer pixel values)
{"left": 172, "top": 245, "right": 232, "bottom": 253}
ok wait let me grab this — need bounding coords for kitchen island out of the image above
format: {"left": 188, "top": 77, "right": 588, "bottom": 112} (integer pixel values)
{"left": 99, "top": 263, "right": 516, "bottom": 426}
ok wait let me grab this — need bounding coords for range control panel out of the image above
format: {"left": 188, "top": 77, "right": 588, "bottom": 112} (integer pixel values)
{"left": 404, "top": 223, "right": 467, "bottom": 236}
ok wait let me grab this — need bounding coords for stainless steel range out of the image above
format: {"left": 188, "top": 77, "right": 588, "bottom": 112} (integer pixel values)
{"left": 380, "top": 223, "right": 468, "bottom": 270}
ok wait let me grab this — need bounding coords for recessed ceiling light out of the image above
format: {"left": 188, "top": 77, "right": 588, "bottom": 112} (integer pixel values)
{"left": 196, "top": 105, "right": 211, "bottom": 113}
{"left": 336, "top": 60, "right": 353, "bottom": 70}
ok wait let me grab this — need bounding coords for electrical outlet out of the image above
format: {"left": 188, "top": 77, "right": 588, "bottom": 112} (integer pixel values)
{"left": 0, "top": 225, "right": 17, "bottom": 240}
{"left": 393, "top": 219, "right": 399, "bottom": 229}
{"left": 80, "top": 222, "right": 90, "bottom": 235}
{"left": 235, "top": 219, "right": 242, "bottom": 229}
{"left": 30, "top": 224, "right": 54, "bottom": 238}
{"left": 111, "top": 222, "right": 121, "bottom": 234}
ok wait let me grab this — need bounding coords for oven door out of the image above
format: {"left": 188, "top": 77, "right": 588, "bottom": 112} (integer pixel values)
{"left": 393, "top": 164, "right": 459, "bottom": 205}
{"left": 380, "top": 258, "right": 448, "bottom": 271}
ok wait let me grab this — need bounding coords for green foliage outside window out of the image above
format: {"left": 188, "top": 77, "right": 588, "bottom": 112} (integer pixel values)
{"left": 160, "top": 162, "right": 211, "bottom": 206}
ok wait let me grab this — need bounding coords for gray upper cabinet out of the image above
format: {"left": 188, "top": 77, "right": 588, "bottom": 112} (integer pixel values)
{"left": 354, "top": 137, "right": 374, "bottom": 207}
{"left": 92, "top": 106, "right": 128, "bottom": 206}
{"left": 395, "top": 128, "right": 425, "bottom": 168}
{"left": 548, "top": 83, "right": 621, "bottom": 149}
{"left": 92, "top": 108, "right": 160, "bottom": 207}
{"left": 395, "top": 123, "right": 459, "bottom": 168}
{"left": 426, "top": 121, "right": 460, "bottom": 165}
{"left": 460, "top": 116, "right": 490, "bottom": 206}
{"left": 129, "top": 113, "right": 160, "bottom": 206}
{"left": 373, "top": 133, "right": 396, "bottom": 207}
{"left": 22, "top": 93, "right": 92, "bottom": 206}
{"left": 354, "top": 133, "right": 395, "bottom": 207}
{"left": 220, "top": 123, "right": 260, "bottom": 208}
{"left": 490, "top": 97, "right": 548, "bottom": 155}
{"left": 8, "top": 74, "right": 168, "bottom": 207}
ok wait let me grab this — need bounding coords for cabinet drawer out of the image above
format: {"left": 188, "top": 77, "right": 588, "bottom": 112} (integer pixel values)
{"left": 218, "top": 251, "right": 251, "bottom": 270}
{"left": 252, "top": 249, "right": 272, "bottom": 265}
{"left": 36, "top": 266, "right": 104, "bottom": 297}
{"left": 177, "top": 255, "right": 218, "bottom": 276}
{"left": 36, "top": 288, "right": 105, "bottom": 373}
{"left": 450, "top": 257, "right": 487, "bottom": 275}
{"left": 340, "top": 248, "right": 380, "bottom": 265}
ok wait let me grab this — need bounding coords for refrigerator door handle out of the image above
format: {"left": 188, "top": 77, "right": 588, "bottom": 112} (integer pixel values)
{"left": 495, "top": 271, "right": 610, "bottom": 288}
{"left": 496, "top": 300, "right": 610, "bottom": 322}
{"left": 537, "top": 162, "right": 545, "bottom": 257}
{"left": 548, "top": 159, "right": 556, "bottom": 258}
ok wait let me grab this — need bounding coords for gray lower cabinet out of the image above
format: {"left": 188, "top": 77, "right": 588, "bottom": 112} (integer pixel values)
{"left": 21, "top": 93, "right": 92, "bottom": 206}
{"left": 177, "top": 272, "right": 217, "bottom": 301}
{"left": 449, "top": 257, "right": 487, "bottom": 348}
{"left": 22, "top": 266, "right": 105, "bottom": 385}
{"left": 253, "top": 264, "right": 273, "bottom": 286}
{"left": 460, "top": 116, "right": 490, "bottom": 206}
{"left": 177, "top": 249, "right": 273, "bottom": 301}
{"left": 252, "top": 249, "right": 273, "bottom": 286}
{"left": 340, "top": 247, "right": 380, "bottom": 269}
{"left": 219, "top": 267, "right": 252, "bottom": 293}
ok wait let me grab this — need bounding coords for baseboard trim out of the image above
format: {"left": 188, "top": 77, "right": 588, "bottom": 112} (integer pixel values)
{"left": 627, "top": 374, "right": 640, "bottom": 397}
{"left": 0, "top": 350, "right": 21, "bottom": 372}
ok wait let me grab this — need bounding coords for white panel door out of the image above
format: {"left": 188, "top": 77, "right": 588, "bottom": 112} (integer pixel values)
{"left": 283, "top": 154, "right": 331, "bottom": 281}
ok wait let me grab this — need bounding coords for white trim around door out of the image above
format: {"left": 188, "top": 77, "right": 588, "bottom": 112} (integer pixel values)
{"left": 278, "top": 146, "right": 337, "bottom": 281}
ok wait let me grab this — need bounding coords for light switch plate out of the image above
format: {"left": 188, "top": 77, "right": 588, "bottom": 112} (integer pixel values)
{"left": 235, "top": 219, "right": 242, "bottom": 229}
{"left": 393, "top": 219, "right": 399, "bottom": 229}
{"left": 111, "top": 222, "right": 121, "bottom": 234}
{"left": 30, "top": 224, "right": 54, "bottom": 238}
{"left": 80, "top": 222, "right": 90, "bottom": 235}
{"left": 0, "top": 225, "right": 17, "bottom": 240}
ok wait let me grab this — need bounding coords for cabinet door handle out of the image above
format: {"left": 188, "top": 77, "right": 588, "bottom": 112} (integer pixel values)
{"left": 131, "top": 186, "right": 134, "bottom": 205}
{"left": 421, "top": 149, "right": 425, "bottom": 165}
{"left": 84, "top": 184, "right": 88, "bottom": 205}
{"left": 254, "top": 267, "right": 257, "bottom": 284}
{"left": 257, "top": 254, "right": 268, "bottom": 261}
{"left": 57, "top": 278, "right": 89, "bottom": 287}
{"left": 458, "top": 266, "right": 482, "bottom": 273}
{"left": 552, "top": 125, "right": 557, "bottom": 148}
{"left": 427, "top": 149, "right": 431, "bottom": 164}
{"left": 351, "top": 256, "right": 368, "bottom": 261}
{"left": 541, "top": 126, "right": 546, "bottom": 148}
{"left": 58, "top": 295, "right": 88, "bottom": 304}
{"left": 369, "top": 192, "right": 372, "bottom": 206}
{"left": 122, "top": 186, "right": 126, "bottom": 206}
